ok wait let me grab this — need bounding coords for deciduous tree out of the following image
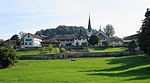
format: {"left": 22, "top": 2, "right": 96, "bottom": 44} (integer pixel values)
{"left": 88, "top": 35, "right": 100, "bottom": 46}
{"left": 103, "top": 24, "right": 115, "bottom": 37}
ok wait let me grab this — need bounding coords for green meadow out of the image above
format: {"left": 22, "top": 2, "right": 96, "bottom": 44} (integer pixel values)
{"left": 0, "top": 55, "right": 150, "bottom": 83}
{"left": 17, "top": 48, "right": 60, "bottom": 56}
{"left": 88, "top": 47, "right": 128, "bottom": 52}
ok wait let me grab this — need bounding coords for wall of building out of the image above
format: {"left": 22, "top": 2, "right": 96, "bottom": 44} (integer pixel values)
{"left": 22, "top": 34, "right": 42, "bottom": 48}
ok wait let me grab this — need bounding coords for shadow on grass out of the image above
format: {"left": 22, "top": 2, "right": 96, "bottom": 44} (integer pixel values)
{"left": 81, "top": 55, "right": 150, "bottom": 80}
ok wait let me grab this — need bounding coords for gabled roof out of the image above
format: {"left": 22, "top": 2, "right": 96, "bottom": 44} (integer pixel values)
{"left": 23, "top": 33, "right": 42, "bottom": 39}
{"left": 3, "top": 40, "right": 15, "bottom": 46}
{"left": 97, "top": 30, "right": 108, "bottom": 39}
{"left": 52, "top": 34, "right": 88, "bottom": 40}
{"left": 123, "top": 34, "right": 138, "bottom": 40}
{"left": 108, "top": 37, "right": 123, "bottom": 42}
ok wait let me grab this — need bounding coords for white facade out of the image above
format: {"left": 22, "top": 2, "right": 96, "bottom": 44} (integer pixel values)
{"left": 22, "top": 34, "right": 42, "bottom": 48}
{"left": 110, "top": 41, "right": 123, "bottom": 46}
{"left": 59, "top": 38, "right": 87, "bottom": 46}
{"left": 72, "top": 38, "right": 87, "bottom": 46}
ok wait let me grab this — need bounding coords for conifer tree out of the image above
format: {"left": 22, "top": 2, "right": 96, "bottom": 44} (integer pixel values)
{"left": 138, "top": 8, "right": 150, "bottom": 55}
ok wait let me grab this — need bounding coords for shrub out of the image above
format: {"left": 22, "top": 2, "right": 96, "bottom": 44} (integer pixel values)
{"left": 128, "top": 40, "right": 137, "bottom": 55}
{"left": 60, "top": 48, "right": 68, "bottom": 53}
{"left": 0, "top": 46, "right": 18, "bottom": 68}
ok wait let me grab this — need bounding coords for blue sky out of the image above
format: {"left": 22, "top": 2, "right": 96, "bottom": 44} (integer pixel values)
{"left": 0, "top": 0, "right": 150, "bottom": 39}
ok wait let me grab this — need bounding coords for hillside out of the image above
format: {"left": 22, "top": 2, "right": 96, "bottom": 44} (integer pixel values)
{"left": 35, "top": 25, "right": 98, "bottom": 37}
{"left": 0, "top": 55, "right": 150, "bottom": 83}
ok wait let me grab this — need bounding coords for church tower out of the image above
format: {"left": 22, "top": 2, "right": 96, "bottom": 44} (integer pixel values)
{"left": 87, "top": 15, "right": 92, "bottom": 37}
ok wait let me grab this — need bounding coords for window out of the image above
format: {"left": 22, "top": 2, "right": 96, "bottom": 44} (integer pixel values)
{"left": 25, "top": 43, "right": 27, "bottom": 45}
{"left": 29, "top": 43, "right": 32, "bottom": 45}
{"left": 26, "top": 39, "right": 32, "bottom": 41}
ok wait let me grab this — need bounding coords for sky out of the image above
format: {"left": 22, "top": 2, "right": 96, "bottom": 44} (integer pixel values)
{"left": 0, "top": 0, "right": 150, "bottom": 40}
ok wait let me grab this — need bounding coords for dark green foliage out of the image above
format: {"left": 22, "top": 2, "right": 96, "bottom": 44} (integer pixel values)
{"left": 82, "top": 42, "right": 88, "bottom": 47}
{"left": 102, "top": 41, "right": 110, "bottom": 46}
{"left": 128, "top": 40, "right": 137, "bottom": 54}
{"left": 88, "top": 35, "right": 100, "bottom": 46}
{"left": 76, "top": 42, "right": 80, "bottom": 47}
{"left": 0, "top": 46, "right": 18, "bottom": 68}
{"left": 60, "top": 48, "right": 67, "bottom": 53}
{"left": 35, "top": 25, "right": 98, "bottom": 37}
{"left": 47, "top": 44, "right": 53, "bottom": 53}
{"left": 103, "top": 24, "right": 115, "bottom": 37}
{"left": 0, "top": 39, "right": 4, "bottom": 46}
{"left": 138, "top": 8, "right": 150, "bottom": 55}
{"left": 10, "top": 34, "right": 21, "bottom": 47}
{"left": 10, "top": 34, "right": 19, "bottom": 40}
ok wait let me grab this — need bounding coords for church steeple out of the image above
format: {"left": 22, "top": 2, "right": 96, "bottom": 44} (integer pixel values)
{"left": 88, "top": 15, "right": 92, "bottom": 31}
{"left": 99, "top": 25, "right": 102, "bottom": 31}
{"left": 87, "top": 14, "right": 92, "bottom": 37}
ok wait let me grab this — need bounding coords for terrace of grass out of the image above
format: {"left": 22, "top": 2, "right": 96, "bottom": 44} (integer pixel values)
{"left": 0, "top": 55, "right": 150, "bottom": 83}
{"left": 88, "top": 47, "right": 128, "bottom": 52}
{"left": 17, "top": 48, "right": 60, "bottom": 56}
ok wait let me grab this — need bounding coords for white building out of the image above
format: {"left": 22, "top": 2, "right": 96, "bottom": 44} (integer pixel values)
{"left": 108, "top": 37, "right": 123, "bottom": 46}
{"left": 53, "top": 34, "right": 88, "bottom": 47}
{"left": 97, "top": 28, "right": 108, "bottom": 45}
{"left": 22, "top": 33, "right": 42, "bottom": 48}
{"left": 123, "top": 34, "right": 138, "bottom": 45}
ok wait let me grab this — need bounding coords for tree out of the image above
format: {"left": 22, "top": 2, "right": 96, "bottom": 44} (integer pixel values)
{"left": 0, "top": 46, "right": 18, "bottom": 68}
{"left": 88, "top": 35, "right": 100, "bottom": 46}
{"left": 138, "top": 8, "right": 150, "bottom": 56}
{"left": 47, "top": 44, "right": 53, "bottom": 53}
{"left": 35, "top": 25, "right": 99, "bottom": 37}
{"left": 10, "top": 34, "right": 19, "bottom": 40}
{"left": 76, "top": 42, "right": 80, "bottom": 47}
{"left": 128, "top": 40, "right": 137, "bottom": 55}
{"left": 10, "top": 34, "right": 21, "bottom": 48}
{"left": 0, "top": 39, "right": 4, "bottom": 46}
{"left": 102, "top": 41, "right": 110, "bottom": 47}
{"left": 82, "top": 42, "right": 88, "bottom": 47}
{"left": 19, "top": 31, "right": 26, "bottom": 39}
{"left": 103, "top": 24, "right": 115, "bottom": 37}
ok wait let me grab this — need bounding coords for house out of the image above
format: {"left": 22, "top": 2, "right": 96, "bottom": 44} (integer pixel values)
{"left": 3, "top": 40, "right": 15, "bottom": 47}
{"left": 53, "top": 33, "right": 88, "bottom": 47}
{"left": 22, "top": 33, "right": 42, "bottom": 48}
{"left": 97, "top": 28, "right": 108, "bottom": 45}
{"left": 108, "top": 37, "right": 123, "bottom": 46}
{"left": 41, "top": 38, "right": 60, "bottom": 47}
{"left": 123, "top": 34, "right": 138, "bottom": 45}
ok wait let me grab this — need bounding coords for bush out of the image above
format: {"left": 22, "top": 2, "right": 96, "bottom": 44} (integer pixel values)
{"left": 60, "top": 48, "right": 68, "bottom": 53}
{"left": 0, "top": 46, "right": 18, "bottom": 68}
{"left": 128, "top": 40, "right": 137, "bottom": 55}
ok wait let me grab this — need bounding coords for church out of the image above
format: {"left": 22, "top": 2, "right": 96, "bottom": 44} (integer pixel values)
{"left": 87, "top": 15, "right": 123, "bottom": 46}
{"left": 87, "top": 15, "right": 108, "bottom": 45}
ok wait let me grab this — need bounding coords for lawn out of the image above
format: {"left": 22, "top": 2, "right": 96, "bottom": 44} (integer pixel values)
{"left": 17, "top": 48, "right": 60, "bottom": 56}
{"left": 0, "top": 55, "right": 150, "bottom": 83}
{"left": 88, "top": 47, "right": 128, "bottom": 52}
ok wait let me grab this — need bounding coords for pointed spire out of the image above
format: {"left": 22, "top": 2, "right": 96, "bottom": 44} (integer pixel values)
{"left": 99, "top": 25, "right": 102, "bottom": 31}
{"left": 88, "top": 14, "right": 92, "bottom": 31}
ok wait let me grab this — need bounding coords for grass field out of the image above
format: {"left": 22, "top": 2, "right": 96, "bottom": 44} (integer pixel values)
{"left": 88, "top": 47, "right": 128, "bottom": 52}
{"left": 17, "top": 48, "right": 60, "bottom": 56}
{"left": 0, "top": 55, "right": 150, "bottom": 83}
